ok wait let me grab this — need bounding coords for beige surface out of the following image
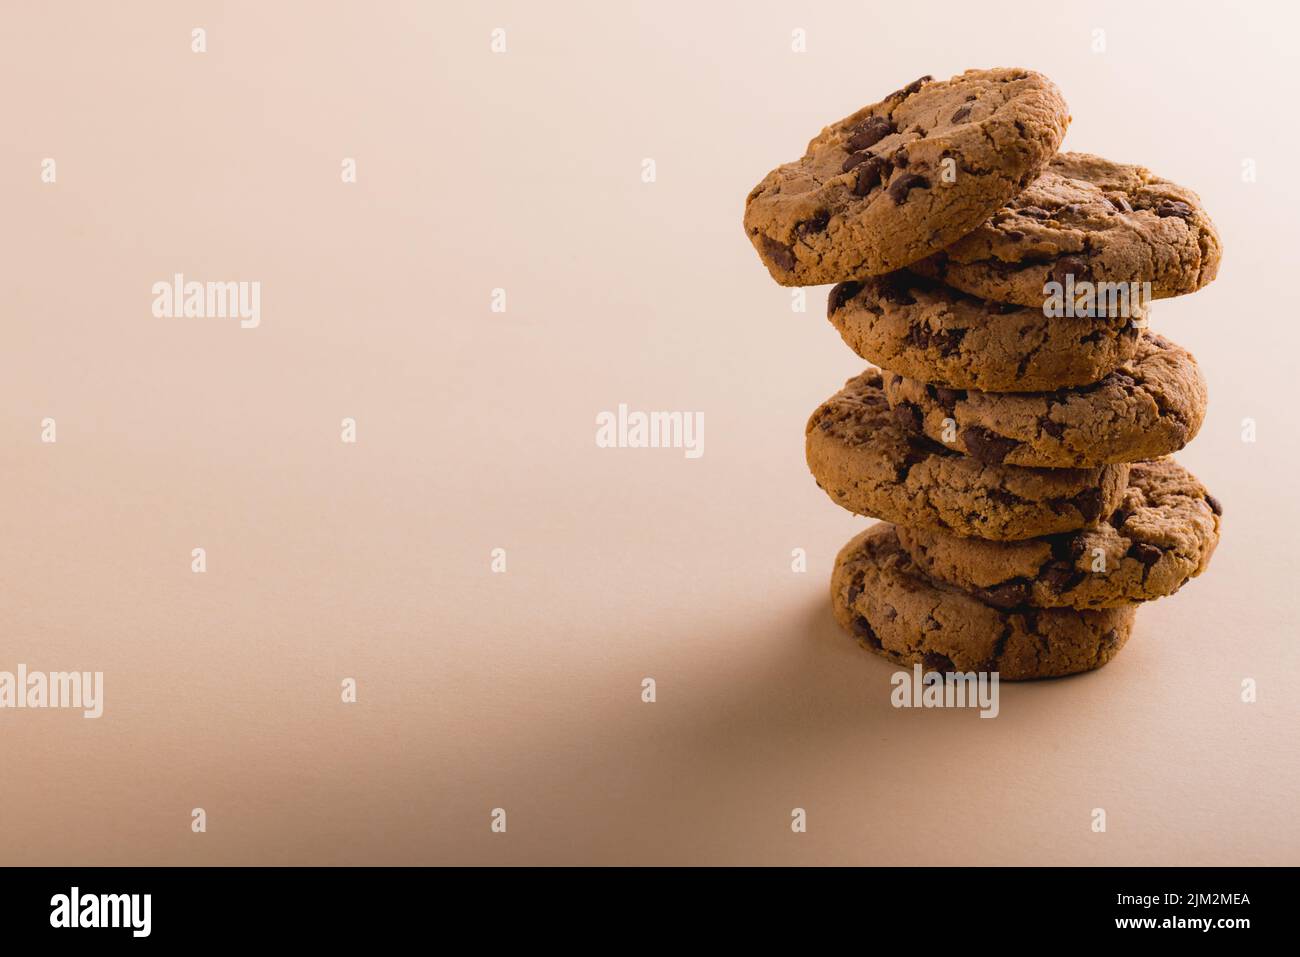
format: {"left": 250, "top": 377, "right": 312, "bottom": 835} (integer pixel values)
{"left": 2, "top": 0, "right": 1297, "bottom": 865}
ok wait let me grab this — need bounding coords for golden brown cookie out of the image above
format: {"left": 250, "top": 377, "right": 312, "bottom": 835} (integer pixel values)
{"left": 883, "top": 333, "right": 1207, "bottom": 468}
{"left": 895, "top": 459, "right": 1221, "bottom": 609}
{"left": 828, "top": 271, "right": 1142, "bottom": 392}
{"left": 913, "top": 152, "right": 1222, "bottom": 306}
{"left": 832, "top": 523, "right": 1137, "bottom": 679}
{"left": 806, "top": 369, "right": 1130, "bottom": 541}
{"left": 744, "top": 68, "right": 1069, "bottom": 285}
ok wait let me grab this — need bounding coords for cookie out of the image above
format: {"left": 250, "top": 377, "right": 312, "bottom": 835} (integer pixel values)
{"left": 913, "top": 152, "right": 1222, "bottom": 306}
{"left": 895, "top": 459, "right": 1221, "bottom": 609}
{"left": 832, "top": 523, "right": 1136, "bottom": 679}
{"left": 827, "top": 271, "right": 1142, "bottom": 393}
{"left": 806, "top": 369, "right": 1130, "bottom": 541}
{"left": 743, "top": 68, "right": 1069, "bottom": 285}
{"left": 883, "top": 332, "right": 1206, "bottom": 468}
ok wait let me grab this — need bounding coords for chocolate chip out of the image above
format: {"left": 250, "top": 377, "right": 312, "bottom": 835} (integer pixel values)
{"left": 986, "top": 488, "right": 1022, "bottom": 507}
{"left": 1040, "top": 415, "right": 1065, "bottom": 439}
{"left": 1128, "top": 542, "right": 1162, "bottom": 566}
{"left": 1073, "top": 488, "right": 1105, "bottom": 523}
{"left": 1042, "top": 561, "right": 1084, "bottom": 593}
{"left": 892, "top": 402, "right": 923, "bottom": 433}
{"left": 1205, "top": 494, "right": 1223, "bottom": 516}
{"left": 892, "top": 148, "right": 909, "bottom": 168}
{"left": 899, "top": 438, "right": 931, "bottom": 470}
{"left": 1020, "top": 206, "right": 1051, "bottom": 220}
{"left": 1049, "top": 256, "right": 1091, "bottom": 286}
{"left": 891, "top": 75, "right": 932, "bottom": 99}
{"left": 1109, "top": 507, "right": 1130, "bottom": 529}
{"left": 852, "top": 615, "right": 882, "bottom": 649}
{"left": 845, "top": 115, "right": 894, "bottom": 152}
{"left": 1156, "top": 200, "right": 1193, "bottom": 219}
{"left": 931, "top": 386, "right": 964, "bottom": 412}
{"left": 847, "top": 579, "right": 863, "bottom": 607}
{"left": 887, "top": 172, "right": 929, "bottom": 204}
{"left": 981, "top": 580, "right": 1031, "bottom": 609}
{"left": 827, "top": 281, "right": 862, "bottom": 316}
{"left": 796, "top": 210, "right": 829, "bottom": 235}
{"left": 922, "top": 652, "right": 955, "bottom": 674}
{"left": 936, "top": 327, "right": 967, "bottom": 357}
{"left": 1106, "top": 192, "right": 1133, "bottom": 213}
{"left": 960, "top": 426, "right": 1019, "bottom": 464}
{"left": 842, "top": 151, "right": 872, "bottom": 173}
{"left": 950, "top": 105, "right": 971, "bottom": 123}
{"left": 853, "top": 157, "right": 887, "bottom": 196}
{"left": 759, "top": 234, "right": 796, "bottom": 271}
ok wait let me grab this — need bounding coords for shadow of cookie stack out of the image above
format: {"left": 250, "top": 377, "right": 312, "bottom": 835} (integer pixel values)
{"left": 744, "top": 68, "right": 1223, "bottom": 679}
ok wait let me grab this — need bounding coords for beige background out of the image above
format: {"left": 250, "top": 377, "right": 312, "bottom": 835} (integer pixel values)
{"left": 2, "top": 1, "right": 1297, "bottom": 865}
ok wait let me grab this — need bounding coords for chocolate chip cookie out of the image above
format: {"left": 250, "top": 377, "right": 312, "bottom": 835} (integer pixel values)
{"left": 895, "top": 459, "right": 1221, "bottom": 609}
{"left": 806, "top": 369, "right": 1130, "bottom": 541}
{"left": 744, "top": 68, "right": 1070, "bottom": 285}
{"left": 832, "top": 523, "right": 1136, "bottom": 679}
{"left": 913, "top": 152, "right": 1222, "bottom": 306}
{"left": 828, "top": 271, "right": 1142, "bottom": 392}
{"left": 883, "top": 333, "right": 1206, "bottom": 468}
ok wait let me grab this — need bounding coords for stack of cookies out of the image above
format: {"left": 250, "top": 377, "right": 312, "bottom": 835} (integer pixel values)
{"left": 744, "top": 68, "right": 1223, "bottom": 679}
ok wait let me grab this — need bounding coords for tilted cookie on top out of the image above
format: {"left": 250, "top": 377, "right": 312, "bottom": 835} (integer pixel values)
{"left": 745, "top": 68, "right": 1070, "bottom": 285}
{"left": 912, "top": 152, "right": 1222, "bottom": 306}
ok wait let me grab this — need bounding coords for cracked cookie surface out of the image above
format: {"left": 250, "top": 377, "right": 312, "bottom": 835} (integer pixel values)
{"left": 896, "top": 458, "right": 1221, "bottom": 609}
{"left": 744, "top": 68, "right": 1069, "bottom": 285}
{"left": 883, "top": 332, "right": 1206, "bottom": 468}
{"left": 828, "top": 271, "right": 1141, "bottom": 392}
{"left": 806, "top": 369, "right": 1130, "bottom": 541}
{"left": 913, "top": 152, "right": 1221, "bottom": 306}
{"left": 831, "top": 523, "right": 1136, "bottom": 679}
